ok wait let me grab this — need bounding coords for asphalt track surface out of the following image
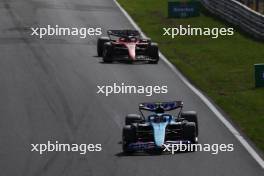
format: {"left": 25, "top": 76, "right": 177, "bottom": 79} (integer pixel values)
{"left": 0, "top": 0, "right": 263, "bottom": 176}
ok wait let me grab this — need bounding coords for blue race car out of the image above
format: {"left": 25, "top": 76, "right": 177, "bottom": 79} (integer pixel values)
{"left": 122, "top": 101, "right": 198, "bottom": 153}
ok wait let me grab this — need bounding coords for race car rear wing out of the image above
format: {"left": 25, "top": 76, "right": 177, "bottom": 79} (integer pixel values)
{"left": 107, "top": 30, "right": 140, "bottom": 38}
{"left": 139, "top": 101, "right": 183, "bottom": 112}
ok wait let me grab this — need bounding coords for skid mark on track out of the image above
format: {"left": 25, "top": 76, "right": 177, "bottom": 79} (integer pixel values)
{"left": 0, "top": 1, "right": 117, "bottom": 12}
{"left": 31, "top": 1, "right": 117, "bottom": 12}
{"left": 2, "top": 1, "right": 83, "bottom": 175}
{"left": 0, "top": 37, "right": 97, "bottom": 45}
{"left": 3, "top": 0, "right": 77, "bottom": 136}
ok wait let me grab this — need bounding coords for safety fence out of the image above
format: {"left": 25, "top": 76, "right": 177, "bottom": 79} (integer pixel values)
{"left": 200, "top": 0, "right": 264, "bottom": 40}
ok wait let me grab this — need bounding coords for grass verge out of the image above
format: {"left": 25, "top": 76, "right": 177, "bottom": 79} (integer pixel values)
{"left": 117, "top": 0, "right": 264, "bottom": 151}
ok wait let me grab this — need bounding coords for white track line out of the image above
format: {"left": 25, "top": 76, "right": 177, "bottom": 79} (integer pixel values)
{"left": 113, "top": 0, "right": 264, "bottom": 169}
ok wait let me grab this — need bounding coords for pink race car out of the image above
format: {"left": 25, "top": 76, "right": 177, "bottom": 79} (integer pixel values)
{"left": 97, "top": 30, "right": 159, "bottom": 64}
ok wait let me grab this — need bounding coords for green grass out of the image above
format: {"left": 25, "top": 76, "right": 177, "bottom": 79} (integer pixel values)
{"left": 117, "top": 0, "right": 264, "bottom": 151}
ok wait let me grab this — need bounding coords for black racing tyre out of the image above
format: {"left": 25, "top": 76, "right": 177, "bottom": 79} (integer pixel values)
{"left": 122, "top": 126, "right": 136, "bottom": 153}
{"left": 102, "top": 42, "right": 113, "bottom": 63}
{"left": 181, "top": 111, "right": 198, "bottom": 136}
{"left": 148, "top": 43, "right": 159, "bottom": 64}
{"left": 125, "top": 114, "right": 142, "bottom": 125}
{"left": 183, "top": 122, "right": 197, "bottom": 144}
{"left": 97, "top": 37, "right": 110, "bottom": 57}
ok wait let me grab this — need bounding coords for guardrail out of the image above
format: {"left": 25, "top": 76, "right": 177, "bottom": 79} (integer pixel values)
{"left": 200, "top": 0, "right": 264, "bottom": 41}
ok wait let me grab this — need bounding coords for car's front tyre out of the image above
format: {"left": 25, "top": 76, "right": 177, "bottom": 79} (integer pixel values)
{"left": 97, "top": 37, "right": 110, "bottom": 57}
{"left": 122, "top": 125, "right": 136, "bottom": 154}
{"left": 102, "top": 42, "right": 113, "bottom": 63}
{"left": 184, "top": 122, "right": 197, "bottom": 144}
{"left": 148, "top": 43, "right": 159, "bottom": 64}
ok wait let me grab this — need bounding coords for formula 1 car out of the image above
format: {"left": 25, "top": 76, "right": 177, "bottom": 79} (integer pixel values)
{"left": 122, "top": 101, "right": 198, "bottom": 153}
{"left": 97, "top": 30, "right": 159, "bottom": 64}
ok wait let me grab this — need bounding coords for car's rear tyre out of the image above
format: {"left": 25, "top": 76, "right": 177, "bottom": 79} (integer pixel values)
{"left": 102, "top": 42, "right": 113, "bottom": 63}
{"left": 181, "top": 111, "right": 198, "bottom": 136}
{"left": 148, "top": 43, "right": 159, "bottom": 64}
{"left": 97, "top": 37, "right": 110, "bottom": 57}
{"left": 125, "top": 114, "right": 142, "bottom": 125}
{"left": 122, "top": 126, "right": 136, "bottom": 154}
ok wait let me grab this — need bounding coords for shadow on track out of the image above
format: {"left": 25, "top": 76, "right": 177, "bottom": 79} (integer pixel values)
{"left": 93, "top": 56, "right": 155, "bottom": 65}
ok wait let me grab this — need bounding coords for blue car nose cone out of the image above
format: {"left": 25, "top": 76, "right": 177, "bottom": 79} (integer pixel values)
{"left": 152, "top": 122, "right": 168, "bottom": 147}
